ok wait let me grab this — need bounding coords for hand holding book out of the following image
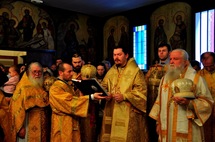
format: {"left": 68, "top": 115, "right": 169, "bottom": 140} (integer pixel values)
{"left": 72, "top": 78, "right": 108, "bottom": 96}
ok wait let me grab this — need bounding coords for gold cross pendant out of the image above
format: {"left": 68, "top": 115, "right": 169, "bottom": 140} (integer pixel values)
{"left": 162, "top": 81, "right": 169, "bottom": 92}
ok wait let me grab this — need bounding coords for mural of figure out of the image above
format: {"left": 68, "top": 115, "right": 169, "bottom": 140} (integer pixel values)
{"left": 118, "top": 26, "right": 129, "bottom": 49}
{"left": 64, "top": 23, "right": 79, "bottom": 57}
{"left": 2, "top": 12, "right": 10, "bottom": 31}
{"left": 169, "top": 14, "right": 187, "bottom": 50}
{"left": 17, "top": 9, "right": 35, "bottom": 42}
{"left": 7, "top": 19, "right": 20, "bottom": 48}
{"left": 35, "top": 22, "right": 43, "bottom": 37}
{"left": 107, "top": 28, "right": 116, "bottom": 62}
{"left": 154, "top": 19, "right": 167, "bottom": 53}
{"left": 41, "top": 22, "right": 54, "bottom": 50}
{"left": 87, "top": 27, "right": 96, "bottom": 63}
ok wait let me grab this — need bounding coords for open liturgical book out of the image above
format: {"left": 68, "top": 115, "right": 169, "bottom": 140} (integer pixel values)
{"left": 72, "top": 78, "right": 108, "bottom": 96}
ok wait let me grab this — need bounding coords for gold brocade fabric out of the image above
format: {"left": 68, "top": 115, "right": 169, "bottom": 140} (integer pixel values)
{"left": 71, "top": 72, "right": 82, "bottom": 96}
{"left": 145, "top": 64, "right": 167, "bottom": 85}
{"left": 145, "top": 64, "right": 167, "bottom": 113}
{"left": 145, "top": 64, "right": 167, "bottom": 142}
{"left": 81, "top": 64, "right": 97, "bottom": 79}
{"left": 0, "top": 91, "right": 11, "bottom": 142}
{"left": 9, "top": 72, "right": 49, "bottom": 142}
{"left": 49, "top": 79, "right": 90, "bottom": 142}
{"left": 100, "top": 58, "right": 148, "bottom": 142}
{"left": 198, "top": 69, "right": 215, "bottom": 142}
{"left": 72, "top": 72, "right": 81, "bottom": 80}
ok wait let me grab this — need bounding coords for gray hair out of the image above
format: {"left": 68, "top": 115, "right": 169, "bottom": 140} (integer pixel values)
{"left": 27, "top": 62, "right": 43, "bottom": 75}
{"left": 171, "top": 49, "right": 189, "bottom": 60}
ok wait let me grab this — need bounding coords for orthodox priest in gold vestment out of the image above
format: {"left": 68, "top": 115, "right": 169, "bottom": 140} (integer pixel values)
{"left": 49, "top": 78, "right": 89, "bottom": 142}
{"left": 100, "top": 47, "right": 148, "bottom": 142}
{"left": 49, "top": 62, "right": 105, "bottom": 142}
{"left": 198, "top": 52, "right": 215, "bottom": 142}
{"left": 9, "top": 62, "right": 50, "bottom": 142}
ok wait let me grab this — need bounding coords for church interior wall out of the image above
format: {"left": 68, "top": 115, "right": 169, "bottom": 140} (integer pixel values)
{"left": 0, "top": 0, "right": 213, "bottom": 68}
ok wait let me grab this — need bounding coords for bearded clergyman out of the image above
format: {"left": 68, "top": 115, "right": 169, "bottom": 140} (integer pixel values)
{"left": 149, "top": 49, "right": 214, "bottom": 141}
{"left": 100, "top": 46, "right": 148, "bottom": 142}
{"left": 9, "top": 62, "right": 50, "bottom": 142}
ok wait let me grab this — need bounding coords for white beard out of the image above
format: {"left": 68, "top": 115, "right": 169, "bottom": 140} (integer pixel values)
{"left": 165, "top": 64, "right": 184, "bottom": 82}
{"left": 29, "top": 75, "right": 44, "bottom": 88}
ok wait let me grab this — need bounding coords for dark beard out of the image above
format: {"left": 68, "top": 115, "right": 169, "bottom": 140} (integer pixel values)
{"left": 73, "top": 67, "right": 81, "bottom": 73}
{"left": 116, "top": 64, "right": 120, "bottom": 67}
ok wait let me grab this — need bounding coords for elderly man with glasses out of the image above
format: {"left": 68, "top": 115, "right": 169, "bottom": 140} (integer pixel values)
{"left": 9, "top": 62, "right": 50, "bottom": 142}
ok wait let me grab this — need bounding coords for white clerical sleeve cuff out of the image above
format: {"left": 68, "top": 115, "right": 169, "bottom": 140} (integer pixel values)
{"left": 91, "top": 94, "right": 94, "bottom": 100}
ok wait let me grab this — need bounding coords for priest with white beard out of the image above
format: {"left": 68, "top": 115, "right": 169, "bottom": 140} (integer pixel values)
{"left": 9, "top": 62, "right": 50, "bottom": 142}
{"left": 149, "top": 49, "right": 214, "bottom": 142}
